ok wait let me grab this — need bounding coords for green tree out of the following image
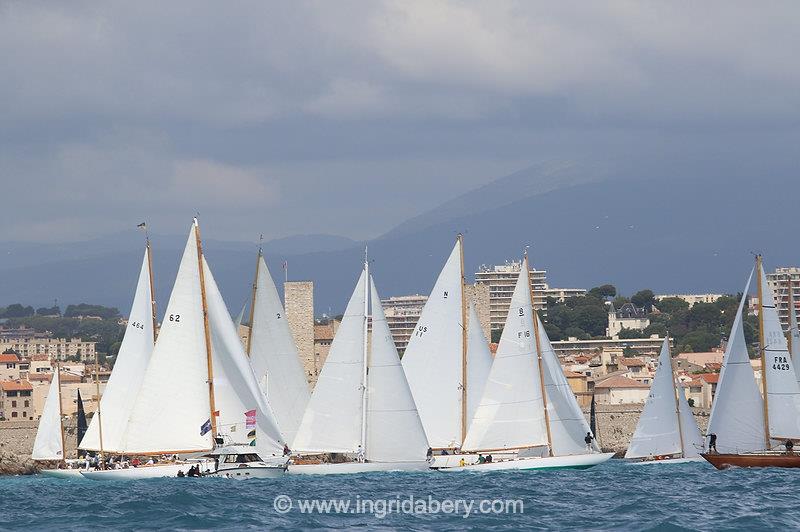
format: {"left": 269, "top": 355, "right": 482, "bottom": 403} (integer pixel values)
{"left": 678, "top": 330, "right": 721, "bottom": 352}
{"left": 1, "top": 304, "right": 34, "bottom": 318}
{"left": 588, "top": 284, "right": 616, "bottom": 299}
{"left": 618, "top": 327, "right": 642, "bottom": 339}
{"left": 543, "top": 323, "right": 563, "bottom": 341}
{"left": 491, "top": 328, "right": 503, "bottom": 343}
{"left": 574, "top": 306, "right": 607, "bottom": 337}
{"left": 563, "top": 326, "right": 589, "bottom": 340}
{"left": 655, "top": 297, "right": 689, "bottom": 314}
{"left": 64, "top": 304, "right": 121, "bottom": 320}
{"left": 631, "top": 290, "right": 656, "bottom": 312}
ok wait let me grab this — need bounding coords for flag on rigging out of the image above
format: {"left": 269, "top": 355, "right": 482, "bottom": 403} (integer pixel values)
{"left": 200, "top": 419, "right": 212, "bottom": 436}
{"left": 245, "top": 409, "right": 256, "bottom": 429}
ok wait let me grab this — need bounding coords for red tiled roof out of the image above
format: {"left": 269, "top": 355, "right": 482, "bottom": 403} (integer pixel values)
{"left": 563, "top": 370, "right": 587, "bottom": 378}
{"left": 620, "top": 357, "right": 645, "bottom": 367}
{"left": 0, "top": 353, "right": 20, "bottom": 363}
{"left": 0, "top": 380, "right": 33, "bottom": 392}
{"left": 698, "top": 373, "right": 719, "bottom": 384}
{"left": 594, "top": 375, "right": 650, "bottom": 389}
{"left": 28, "top": 374, "right": 52, "bottom": 383}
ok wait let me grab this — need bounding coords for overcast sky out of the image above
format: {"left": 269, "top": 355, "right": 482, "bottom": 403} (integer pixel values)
{"left": 1, "top": 1, "right": 798, "bottom": 243}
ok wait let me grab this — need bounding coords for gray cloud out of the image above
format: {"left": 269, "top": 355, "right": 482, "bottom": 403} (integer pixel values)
{"left": 0, "top": 1, "right": 798, "bottom": 242}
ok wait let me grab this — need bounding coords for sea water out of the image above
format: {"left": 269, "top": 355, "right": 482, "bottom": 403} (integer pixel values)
{"left": 1, "top": 460, "right": 797, "bottom": 530}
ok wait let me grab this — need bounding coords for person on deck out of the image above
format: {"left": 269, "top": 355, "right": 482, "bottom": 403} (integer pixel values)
{"left": 584, "top": 432, "right": 594, "bottom": 451}
{"left": 786, "top": 440, "right": 794, "bottom": 454}
{"left": 477, "top": 454, "right": 485, "bottom": 464}
{"left": 708, "top": 433, "right": 718, "bottom": 453}
{"left": 356, "top": 445, "right": 365, "bottom": 463}
{"left": 283, "top": 444, "right": 290, "bottom": 456}
{"left": 426, "top": 448, "right": 433, "bottom": 460}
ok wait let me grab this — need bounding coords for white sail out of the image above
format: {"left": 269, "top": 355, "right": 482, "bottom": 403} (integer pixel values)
{"left": 233, "top": 302, "right": 247, "bottom": 329}
{"left": 462, "top": 259, "right": 548, "bottom": 452}
{"left": 120, "top": 224, "right": 213, "bottom": 454}
{"left": 538, "top": 314, "right": 598, "bottom": 456}
{"left": 366, "top": 277, "right": 429, "bottom": 462}
{"left": 790, "top": 285, "right": 800, "bottom": 384}
{"left": 293, "top": 270, "right": 366, "bottom": 453}
{"left": 758, "top": 264, "right": 800, "bottom": 441}
{"left": 707, "top": 269, "right": 765, "bottom": 453}
{"left": 203, "top": 257, "right": 285, "bottom": 456}
{"left": 677, "top": 380, "right": 704, "bottom": 458}
{"left": 402, "top": 240, "right": 465, "bottom": 449}
{"left": 81, "top": 247, "right": 155, "bottom": 452}
{"left": 625, "top": 339, "right": 683, "bottom": 459}
{"left": 466, "top": 302, "right": 492, "bottom": 426}
{"left": 32, "top": 370, "right": 63, "bottom": 460}
{"left": 248, "top": 254, "right": 310, "bottom": 446}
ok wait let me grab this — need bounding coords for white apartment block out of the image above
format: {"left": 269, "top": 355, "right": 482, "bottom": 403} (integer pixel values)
{"left": 475, "top": 261, "right": 548, "bottom": 331}
{"left": 656, "top": 293, "right": 725, "bottom": 307}
{"left": 0, "top": 337, "right": 97, "bottom": 362}
{"left": 766, "top": 267, "right": 800, "bottom": 330}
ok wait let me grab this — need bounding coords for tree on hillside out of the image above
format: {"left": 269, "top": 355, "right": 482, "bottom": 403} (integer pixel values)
{"left": 588, "top": 284, "right": 616, "bottom": 299}
{"left": 655, "top": 297, "right": 689, "bottom": 314}
{"left": 0, "top": 304, "right": 34, "bottom": 318}
{"left": 631, "top": 290, "right": 656, "bottom": 312}
{"left": 64, "top": 304, "right": 121, "bottom": 320}
{"left": 618, "top": 327, "right": 643, "bottom": 339}
{"left": 36, "top": 305, "right": 61, "bottom": 316}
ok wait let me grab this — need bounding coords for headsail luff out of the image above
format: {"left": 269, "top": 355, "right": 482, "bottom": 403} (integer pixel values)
{"left": 293, "top": 270, "right": 367, "bottom": 454}
{"left": 247, "top": 253, "right": 310, "bottom": 446}
{"left": 757, "top": 257, "right": 800, "bottom": 442}
{"left": 462, "top": 258, "right": 548, "bottom": 452}
{"left": 81, "top": 247, "right": 156, "bottom": 453}
{"left": 707, "top": 268, "right": 765, "bottom": 453}
{"left": 402, "top": 239, "right": 465, "bottom": 449}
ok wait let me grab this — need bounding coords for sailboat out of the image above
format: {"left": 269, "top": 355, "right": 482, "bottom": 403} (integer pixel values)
{"left": 79, "top": 240, "right": 157, "bottom": 461}
{"left": 401, "top": 235, "right": 493, "bottom": 461}
{"left": 625, "top": 338, "right": 704, "bottom": 465}
{"left": 82, "top": 220, "right": 289, "bottom": 480}
{"left": 289, "top": 252, "right": 430, "bottom": 474}
{"left": 434, "top": 253, "right": 613, "bottom": 471}
{"left": 244, "top": 247, "right": 311, "bottom": 446}
{"left": 702, "top": 255, "right": 800, "bottom": 469}
{"left": 33, "top": 362, "right": 84, "bottom": 478}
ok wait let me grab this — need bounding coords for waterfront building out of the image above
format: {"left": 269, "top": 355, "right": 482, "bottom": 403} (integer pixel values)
{"left": 592, "top": 375, "right": 650, "bottom": 405}
{"left": 284, "top": 280, "right": 315, "bottom": 384}
{"left": 0, "top": 380, "right": 34, "bottom": 420}
{"left": 475, "top": 261, "right": 548, "bottom": 331}
{"left": 551, "top": 335, "right": 666, "bottom": 359}
{"left": 312, "top": 319, "right": 340, "bottom": 385}
{"left": 766, "top": 266, "right": 800, "bottom": 329}
{"left": 0, "top": 353, "right": 22, "bottom": 381}
{"left": 0, "top": 336, "right": 97, "bottom": 362}
{"left": 381, "top": 295, "right": 427, "bottom": 355}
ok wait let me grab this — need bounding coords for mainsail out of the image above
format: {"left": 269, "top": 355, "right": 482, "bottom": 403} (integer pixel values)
{"left": 76, "top": 390, "right": 87, "bottom": 448}
{"left": 758, "top": 262, "right": 800, "bottom": 442}
{"left": 402, "top": 240, "right": 465, "bottom": 449}
{"left": 81, "top": 247, "right": 155, "bottom": 452}
{"left": 789, "top": 284, "right": 800, "bottom": 384}
{"left": 626, "top": 339, "right": 702, "bottom": 459}
{"left": 366, "top": 277, "right": 429, "bottom": 462}
{"left": 247, "top": 253, "right": 310, "bottom": 446}
{"left": 707, "top": 269, "right": 765, "bottom": 453}
{"left": 293, "top": 270, "right": 367, "bottom": 453}
{"left": 462, "top": 258, "right": 548, "bottom": 452}
{"left": 32, "top": 367, "right": 64, "bottom": 461}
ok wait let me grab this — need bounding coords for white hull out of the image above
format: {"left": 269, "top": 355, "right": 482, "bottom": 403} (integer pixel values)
{"left": 435, "top": 452, "right": 614, "bottom": 472}
{"left": 625, "top": 456, "right": 705, "bottom": 466}
{"left": 206, "top": 465, "right": 286, "bottom": 479}
{"left": 288, "top": 461, "right": 429, "bottom": 475}
{"left": 40, "top": 469, "right": 86, "bottom": 479}
{"left": 81, "top": 461, "right": 210, "bottom": 480}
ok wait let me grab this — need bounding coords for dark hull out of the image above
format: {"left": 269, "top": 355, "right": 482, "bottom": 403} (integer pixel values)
{"left": 701, "top": 452, "right": 800, "bottom": 470}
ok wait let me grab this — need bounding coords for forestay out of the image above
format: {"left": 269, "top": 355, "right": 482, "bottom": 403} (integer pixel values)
{"left": 538, "top": 314, "right": 599, "bottom": 456}
{"left": 758, "top": 265, "right": 800, "bottom": 441}
{"left": 81, "top": 247, "right": 155, "bottom": 452}
{"left": 366, "top": 278, "right": 429, "bottom": 462}
{"left": 462, "top": 260, "right": 548, "bottom": 452}
{"left": 402, "top": 241, "right": 465, "bottom": 449}
{"left": 120, "top": 224, "right": 213, "bottom": 454}
{"left": 32, "top": 369, "right": 63, "bottom": 460}
{"left": 293, "top": 270, "right": 366, "bottom": 453}
{"left": 248, "top": 254, "right": 310, "bottom": 446}
{"left": 707, "top": 269, "right": 765, "bottom": 453}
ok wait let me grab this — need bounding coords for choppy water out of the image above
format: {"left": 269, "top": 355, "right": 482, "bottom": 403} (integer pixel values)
{"left": 1, "top": 460, "right": 798, "bottom": 530}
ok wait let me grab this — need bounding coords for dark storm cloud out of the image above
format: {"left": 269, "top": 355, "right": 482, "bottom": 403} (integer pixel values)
{"left": 0, "top": 1, "right": 798, "bottom": 242}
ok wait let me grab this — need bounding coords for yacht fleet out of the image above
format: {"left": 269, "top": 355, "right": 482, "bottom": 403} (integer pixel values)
{"left": 31, "top": 219, "right": 800, "bottom": 477}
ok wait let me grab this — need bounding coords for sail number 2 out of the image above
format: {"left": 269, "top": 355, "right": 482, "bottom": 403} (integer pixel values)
{"left": 773, "top": 356, "right": 791, "bottom": 371}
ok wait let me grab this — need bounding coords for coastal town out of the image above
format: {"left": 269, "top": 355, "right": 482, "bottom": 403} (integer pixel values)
{"left": 2, "top": 258, "right": 798, "bottom": 473}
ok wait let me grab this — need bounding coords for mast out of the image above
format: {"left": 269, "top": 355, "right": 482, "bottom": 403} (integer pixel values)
{"left": 458, "top": 234, "right": 468, "bottom": 446}
{"left": 360, "top": 246, "right": 370, "bottom": 451}
{"left": 93, "top": 351, "right": 106, "bottom": 468}
{"left": 667, "top": 336, "right": 686, "bottom": 458}
{"left": 788, "top": 275, "right": 795, "bottom": 355}
{"left": 527, "top": 252, "right": 553, "bottom": 456}
{"left": 757, "top": 254, "right": 771, "bottom": 448}
{"left": 55, "top": 361, "right": 66, "bottom": 466}
{"left": 145, "top": 233, "right": 158, "bottom": 343}
{"left": 194, "top": 218, "right": 218, "bottom": 441}
{"left": 245, "top": 239, "right": 262, "bottom": 357}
